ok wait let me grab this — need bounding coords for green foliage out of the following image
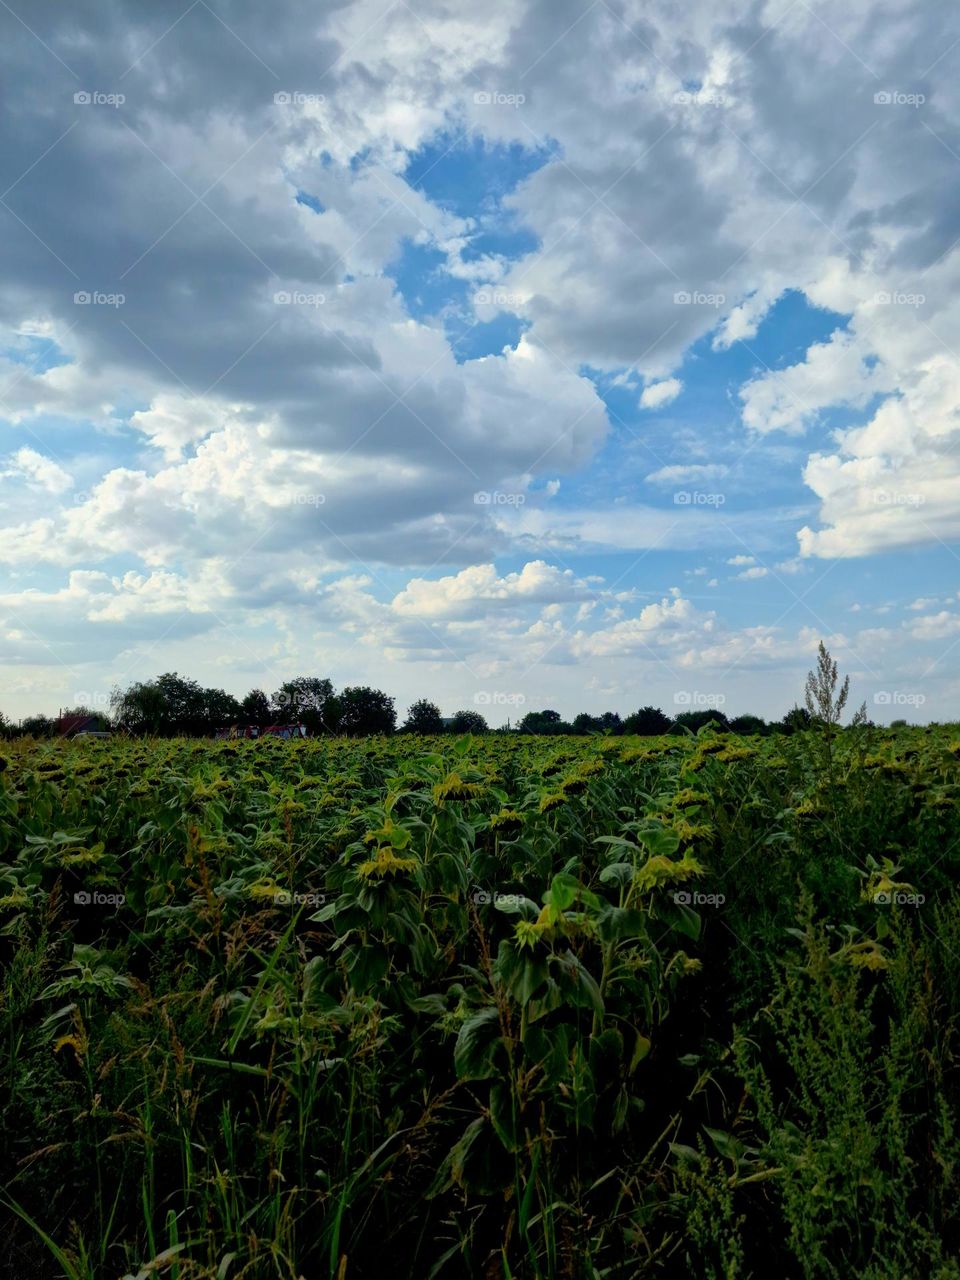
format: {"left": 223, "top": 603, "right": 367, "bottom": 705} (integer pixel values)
{"left": 0, "top": 726, "right": 957, "bottom": 1278}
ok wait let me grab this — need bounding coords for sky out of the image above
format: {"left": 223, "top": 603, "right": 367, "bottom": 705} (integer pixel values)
{"left": 0, "top": 0, "right": 958, "bottom": 726}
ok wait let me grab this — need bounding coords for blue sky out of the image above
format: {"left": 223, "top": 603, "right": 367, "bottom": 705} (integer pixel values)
{"left": 0, "top": 0, "right": 958, "bottom": 724}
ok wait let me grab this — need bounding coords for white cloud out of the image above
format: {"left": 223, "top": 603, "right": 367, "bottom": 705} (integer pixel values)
{"left": 639, "top": 377, "right": 682, "bottom": 409}
{"left": 3, "top": 448, "right": 72, "bottom": 495}
{"left": 645, "top": 463, "right": 728, "bottom": 486}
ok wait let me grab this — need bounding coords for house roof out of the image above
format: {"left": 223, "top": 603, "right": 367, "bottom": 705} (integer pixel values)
{"left": 58, "top": 714, "right": 107, "bottom": 736}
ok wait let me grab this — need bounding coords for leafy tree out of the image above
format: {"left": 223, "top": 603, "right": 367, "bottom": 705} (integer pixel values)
{"left": 623, "top": 705, "right": 671, "bottom": 735}
{"left": 111, "top": 680, "right": 168, "bottom": 735}
{"left": 402, "top": 699, "right": 445, "bottom": 734}
{"left": 517, "top": 709, "right": 567, "bottom": 735}
{"left": 155, "top": 672, "right": 206, "bottom": 734}
{"left": 271, "top": 677, "right": 335, "bottom": 733}
{"left": 671, "top": 709, "right": 730, "bottom": 734}
{"left": 336, "top": 686, "right": 395, "bottom": 736}
{"left": 572, "top": 712, "right": 601, "bottom": 735}
{"left": 448, "top": 709, "right": 488, "bottom": 734}
{"left": 202, "top": 687, "right": 242, "bottom": 732}
{"left": 730, "top": 713, "right": 768, "bottom": 735}
{"left": 240, "top": 689, "right": 271, "bottom": 727}
{"left": 780, "top": 705, "right": 813, "bottom": 735}
{"left": 18, "top": 713, "right": 55, "bottom": 738}
{"left": 570, "top": 712, "right": 621, "bottom": 735}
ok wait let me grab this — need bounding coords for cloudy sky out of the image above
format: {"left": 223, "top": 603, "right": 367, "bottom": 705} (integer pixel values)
{"left": 1, "top": 0, "right": 958, "bottom": 724}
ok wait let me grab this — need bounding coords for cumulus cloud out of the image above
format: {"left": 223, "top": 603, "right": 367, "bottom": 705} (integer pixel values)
{"left": 2, "top": 447, "right": 72, "bottom": 494}
{"left": 639, "top": 378, "right": 682, "bottom": 410}
{"left": 0, "top": 0, "right": 959, "bottom": 713}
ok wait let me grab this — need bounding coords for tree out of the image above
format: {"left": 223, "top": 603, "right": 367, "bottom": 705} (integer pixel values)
{"left": 402, "top": 699, "right": 445, "bottom": 734}
{"left": 240, "top": 688, "right": 271, "bottom": 727}
{"left": 623, "top": 705, "right": 671, "bottom": 735}
{"left": 671, "top": 709, "right": 730, "bottom": 734}
{"left": 155, "top": 672, "right": 206, "bottom": 734}
{"left": 336, "top": 686, "right": 396, "bottom": 736}
{"left": 18, "top": 713, "right": 55, "bottom": 738}
{"left": 271, "top": 677, "right": 335, "bottom": 733}
{"left": 730, "top": 713, "right": 768, "bottom": 736}
{"left": 448, "top": 709, "right": 488, "bottom": 734}
{"left": 111, "top": 680, "right": 168, "bottom": 735}
{"left": 598, "top": 711, "right": 623, "bottom": 735}
{"left": 202, "top": 687, "right": 242, "bottom": 732}
{"left": 517, "top": 709, "right": 567, "bottom": 735}
{"left": 779, "top": 705, "right": 813, "bottom": 734}
{"left": 572, "top": 712, "right": 601, "bottom": 735}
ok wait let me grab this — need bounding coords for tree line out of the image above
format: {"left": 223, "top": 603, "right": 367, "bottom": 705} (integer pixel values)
{"left": 0, "top": 670, "right": 847, "bottom": 738}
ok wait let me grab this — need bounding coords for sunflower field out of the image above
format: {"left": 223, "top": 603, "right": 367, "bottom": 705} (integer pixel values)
{"left": 1, "top": 725, "right": 959, "bottom": 1279}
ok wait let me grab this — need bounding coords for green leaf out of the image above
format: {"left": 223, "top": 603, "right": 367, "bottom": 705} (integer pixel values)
{"left": 596, "top": 905, "right": 647, "bottom": 943}
{"left": 629, "top": 1032, "right": 652, "bottom": 1073}
{"left": 454, "top": 1007, "right": 502, "bottom": 1080}
{"left": 546, "top": 872, "right": 581, "bottom": 911}
{"left": 493, "top": 894, "right": 539, "bottom": 918}
{"left": 427, "top": 1117, "right": 486, "bottom": 1197}
{"left": 550, "top": 950, "right": 604, "bottom": 1014}
{"left": 612, "top": 1084, "right": 629, "bottom": 1134}
{"left": 653, "top": 897, "right": 702, "bottom": 940}
{"left": 599, "top": 862, "right": 635, "bottom": 887}
{"left": 636, "top": 823, "right": 681, "bottom": 857}
{"left": 489, "top": 1082, "right": 519, "bottom": 1152}
{"left": 704, "top": 1126, "right": 743, "bottom": 1161}
{"left": 669, "top": 1142, "right": 706, "bottom": 1169}
{"left": 346, "top": 943, "right": 389, "bottom": 993}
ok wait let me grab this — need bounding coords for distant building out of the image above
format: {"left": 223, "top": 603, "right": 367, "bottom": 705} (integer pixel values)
{"left": 58, "top": 713, "right": 111, "bottom": 738}
{"left": 215, "top": 724, "right": 307, "bottom": 740}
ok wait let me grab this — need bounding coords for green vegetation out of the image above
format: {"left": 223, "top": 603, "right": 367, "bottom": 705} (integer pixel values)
{"left": 0, "top": 721, "right": 958, "bottom": 1277}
